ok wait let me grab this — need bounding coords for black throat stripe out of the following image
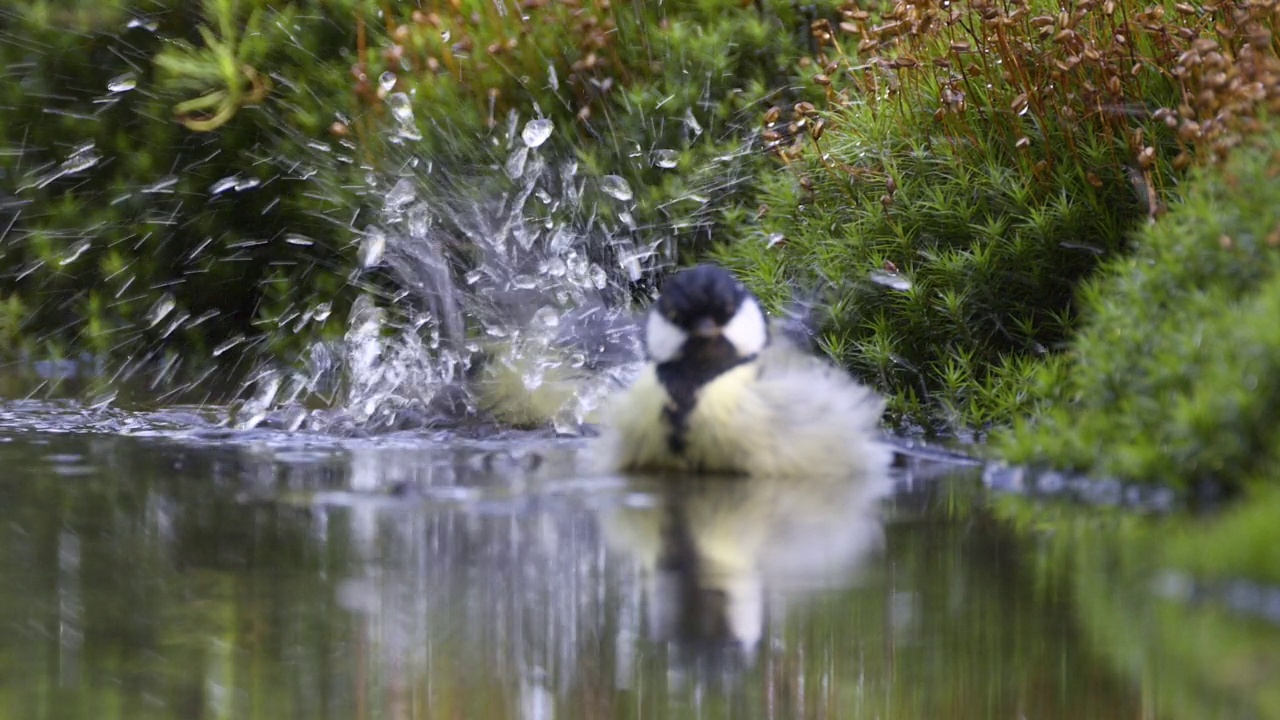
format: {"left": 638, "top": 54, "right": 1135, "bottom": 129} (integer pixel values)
{"left": 655, "top": 336, "right": 754, "bottom": 455}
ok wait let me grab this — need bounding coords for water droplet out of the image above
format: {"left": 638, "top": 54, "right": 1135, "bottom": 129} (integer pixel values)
{"left": 126, "top": 16, "right": 158, "bottom": 31}
{"left": 566, "top": 250, "right": 588, "bottom": 280}
{"left": 143, "top": 175, "right": 179, "bottom": 193}
{"left": 107, "top": 73, "right": 136, "bottom": 93}
{"left": 146, "top": 294, "right": 176, "bottom": 328}
{"left": 505, "top": 146, "right": 529, "bottom": 179}
{"left": 683, "top": 109, "right": 704, "bottom": 138}
{"left": 652, "top": 149, "right": 679, "bottom": 168}
{"left": 313, "top": 302, "right": 332, "bottom": 322}
{"left": 441, "top": 29, "right": 451, "bottom": 42}
{"left": 60, "top": 240, "right": 91, "bottom": 266}
{"left": 766, "top": 233, "right": 785, "bottom": 248}
{"left": 589, "top": 263, "right": 608, "bottom": 289}
{"left": 210, "top": 176, "right": 238, "bottom": 194}
{"left": 387, "top": 92, "right": 417, "bottom": 126}
{"left": 64, "top": 145, "right": 100, "bottom": 171}
{"left": 531, "top": 306, "right": 560, "bottom": 329}
{"left": 213, "top": 335, "right": 245, "bottom": 357}
{"left": 283, "top": 406, "right": 308, "bottom": 432}
{"left": 234, "top": 177, "right": 260, "bottom": 191}
{"left": 385, "top": 178, "right": 416, "bottom": 211}
{"left": 360, "top": 228, "right": 386, "bottom": 269}
{"left": 522, "top": 118, "right": 554, "bottom": 148}
{"left": 538, "top": 257, "right": 567, "bottom": 277}
{"left": 548, "top": 228, "right": 575, "bottom": 255}
{"left": 378, "top": 71, "right": 397, "bottom": 93}
{"left": 407, "top": 202, "right": 430, "bottom": 237}
{"left": 869, "top": 270, "right": 912, "bottom": 291}
{"left": 548, "top": 64, "right": 559, "bottom": 92}
{"left": 600, "top": 175, "right": 633, "bottom": 202}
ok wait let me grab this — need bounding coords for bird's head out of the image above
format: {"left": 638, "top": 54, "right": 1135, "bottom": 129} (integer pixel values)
{"left": 645, "top": 265, "right": 767, "bottom": 370}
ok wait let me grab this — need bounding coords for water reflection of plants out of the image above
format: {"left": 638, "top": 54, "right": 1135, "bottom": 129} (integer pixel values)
{"left": 999, "top": 495, "right": 1280, "bottom": 720}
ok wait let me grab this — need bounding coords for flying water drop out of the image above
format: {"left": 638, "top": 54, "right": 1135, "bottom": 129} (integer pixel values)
{"left": 522, "top": 118, "right": 554, "bottom": 148}
{"left": 146, "top": 294, "right": 176, "bottom": 329}
{"left": 212, "top": 335, "right": 245, "bottom": 357}
{"left": 600, "top": 175, "right": 633, "bottom": 202}
{"left": 107, "top": 73, "right": 136, "bottom": 93}
{"left": 869, "top": 270, "right": 912, "bottom": 291}
{"left": 683, "top": 108, "right": 704, "bottom": 139}
{"left": 60, "top": 240, "right": 91, "bottom": 266}
{"left": 506, "top": 146, "right": 529, "bottom": 179}
{"left": 589, "top": 263, "right": 608, "bottom": 290}
{"left": 360, "top": 228, "right": 387, "bottom": 269}
{"left": 531, "top": 306, "right": 560, "bottom": 329}
{"left": 388, "top": 93, "right": 414, "bottom": 123}
{"left": 385, "top": 178, "right": 416, "bottom": 212}
{"left": 407, "top": 202, "right": 431, "bottom": 238}
{"left": 386, "top": 92, "right": 422, "bottom": 140}
{"left": 125, "top": 16, "right": 158, "bottom": 31}
{"left": 210, "top": 176, "right": 239, "bottom": 194}
{"left": 651, "top": 149, "right": 679, "bottom": 168}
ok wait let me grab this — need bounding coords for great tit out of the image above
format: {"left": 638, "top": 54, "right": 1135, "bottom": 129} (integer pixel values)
{"left": 592, "top": 264, "right": 890, "bottom": 478}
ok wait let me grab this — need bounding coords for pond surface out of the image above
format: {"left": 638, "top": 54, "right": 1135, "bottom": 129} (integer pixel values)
{"left": 0, "top": 411, "right": 1260, "bottom": 720}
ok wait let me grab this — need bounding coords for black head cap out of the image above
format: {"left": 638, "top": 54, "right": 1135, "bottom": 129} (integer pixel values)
{"left": 652, "top": 265, "right": 750, "bottom": 332}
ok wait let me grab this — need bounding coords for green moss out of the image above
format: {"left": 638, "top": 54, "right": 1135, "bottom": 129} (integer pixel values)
{"left": 710, "top": 84, "right": 1161, "bottom": 431}
{"left": 706, "top": 0, "right": 1280, "bottom": 430}
{"left": 998, "top": 126, "right": 1280, "bottom": 489}
{"left": 0, "top": 0, "right": 368, "bottom": 386}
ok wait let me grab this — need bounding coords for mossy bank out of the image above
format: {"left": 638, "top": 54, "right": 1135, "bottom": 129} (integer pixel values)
{"left": 711, "top": 0, "right": 1280, "bottom": 430}
{"left": 998, "top": 126, "right": 1280, "bottom": 493}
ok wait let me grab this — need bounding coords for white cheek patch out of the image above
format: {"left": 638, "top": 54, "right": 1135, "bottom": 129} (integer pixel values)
{"left": 722, "top": 297, "right": 768, "bottom": 357}
{"left": 646, "top": 310, "right": 687, "bottom": 362}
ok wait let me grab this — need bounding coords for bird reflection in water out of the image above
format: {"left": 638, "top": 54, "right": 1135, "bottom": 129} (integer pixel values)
{"left": 600, "top": 465, "right": 892, "bottom": 670}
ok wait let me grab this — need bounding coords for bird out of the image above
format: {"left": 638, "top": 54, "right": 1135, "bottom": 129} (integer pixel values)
{"left": 591, "top": 264, "right": 891, "bottom": 478}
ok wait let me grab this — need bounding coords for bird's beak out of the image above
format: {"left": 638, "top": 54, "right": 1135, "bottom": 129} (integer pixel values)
{"left": 692, "top": 316, "right": 721, "bottom": 338}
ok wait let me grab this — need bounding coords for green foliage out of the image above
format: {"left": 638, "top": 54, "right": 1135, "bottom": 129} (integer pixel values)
{"left": 154, "top": 0, "right": 275, "bottom": 131}
{"left": 0, "top": 0, "right": 839, "bottom": 391}
{"left": 999, "top": 126, "right": 1280, "bottom": 489}
{"left": 0, "top": 0, "right": 369, "bottom": 384}
{"left": 707, "top": 0, "right": 1280, "bottom": 428}
{"left": 358, "top": 0, "right": 840, "bottom": 258}
{"left": 711, "top": 92, "right": 1161, "bottom": 430}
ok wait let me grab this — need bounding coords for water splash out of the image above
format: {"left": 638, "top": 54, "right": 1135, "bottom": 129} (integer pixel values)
{"left": 228, "top": 114, "right": 671, "bottom": 434}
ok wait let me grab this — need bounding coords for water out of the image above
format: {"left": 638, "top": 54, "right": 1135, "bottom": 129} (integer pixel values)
{"left": 2, "top": 421, "right": 1252, "bottom": 720}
